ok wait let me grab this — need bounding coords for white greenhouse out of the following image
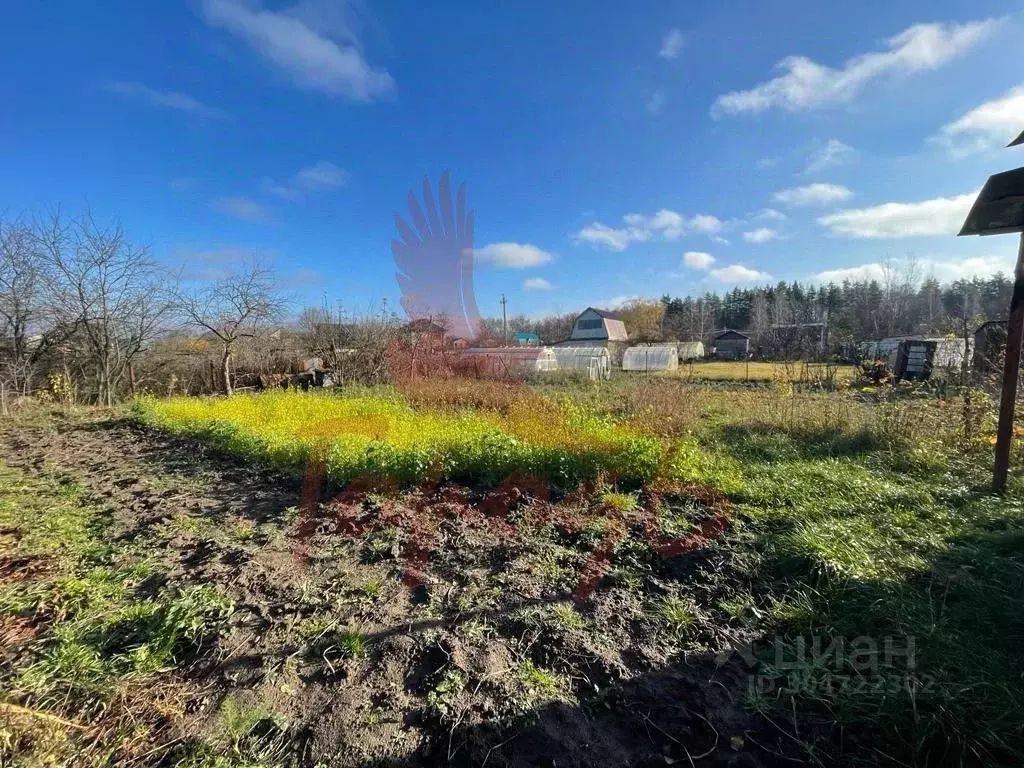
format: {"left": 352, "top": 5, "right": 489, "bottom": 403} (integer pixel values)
{"left": 677, "top": 341, "right": 705, "bottom": 361}
{"left": 551, "top": 346, "right": 612, "bottom": 381}
{"left": 459, "top": 347, "right": 558, "bottom": 375}
{"left": 622, "top": 345, "right": 679, "bottom": 372}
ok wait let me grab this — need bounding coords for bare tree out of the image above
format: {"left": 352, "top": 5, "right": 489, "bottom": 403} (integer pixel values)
{"left": 37, "top": 213, "right": 170, "bottom": 405}
{"left": 0, "top": 216, "right": 46, "bottom": 394}
{"left": 173, "top": 259, "right": 286, "bottom": 395}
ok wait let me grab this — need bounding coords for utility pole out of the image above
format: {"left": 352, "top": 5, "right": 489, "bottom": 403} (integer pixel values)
{"left": 500, "top": 294, "right": 508, "bottom": 344}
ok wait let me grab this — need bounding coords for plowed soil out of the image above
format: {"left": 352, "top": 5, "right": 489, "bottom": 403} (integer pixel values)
{"left": 2, "top": 409, "right": 804, "bottom": 767}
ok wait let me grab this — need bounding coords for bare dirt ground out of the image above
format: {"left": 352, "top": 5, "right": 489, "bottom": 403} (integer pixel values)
{"left": 1, "top": 409, "right": 805, "bottom": 767}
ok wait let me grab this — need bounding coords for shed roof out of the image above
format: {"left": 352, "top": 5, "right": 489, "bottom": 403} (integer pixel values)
{"left": 583, "top": 307, "right": 623, "bottom": 320}
{"left": 975, "top": 320, "right": 1007, "bottom": 332}
{"left": 714, "top": 329, "right": 749, "bottom": 340}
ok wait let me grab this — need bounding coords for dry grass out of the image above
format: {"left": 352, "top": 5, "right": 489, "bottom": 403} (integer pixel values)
{"left": 668, "top": 360, "right": 857, "bottom": 383}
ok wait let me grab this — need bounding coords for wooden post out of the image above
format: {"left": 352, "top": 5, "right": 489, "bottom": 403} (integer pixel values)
{"left": 993, "top": 232, "right": 1024, "bottom": 492}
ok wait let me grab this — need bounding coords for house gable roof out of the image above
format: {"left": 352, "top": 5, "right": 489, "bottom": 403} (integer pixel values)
{"left": 714, "top": 329, "right": 749, "bottom": 340}
{"left": 579, "top": 307, "right": 622, "bottom": 321}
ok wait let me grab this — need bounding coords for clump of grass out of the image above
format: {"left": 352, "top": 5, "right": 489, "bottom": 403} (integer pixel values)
{"left": 515, "top": 660, "right": 564, "bottom": 704}
{"left": 357, "top": 580, "right": 383, "bottom": 600}
{"left": 551, "top": 603, "right": 588, "bottom": 631}
{"left": 650, "top": 594, "right": 701, "bottom": 636}
{"left": 328, "top": 629, "right": 369, "bottom": 658}
{"left": 599, "top": 491, "right": 638, "bottom": 512}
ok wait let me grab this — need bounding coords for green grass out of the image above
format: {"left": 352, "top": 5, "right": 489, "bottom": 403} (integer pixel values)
{"left": 0, "top": 463, "right": 236, "bottom": 766}
{"left": 515, "top": 660, "right": 565, "bottom": 706}
{"left": 722, "top": 443, "right": 1024, "bottom": 765}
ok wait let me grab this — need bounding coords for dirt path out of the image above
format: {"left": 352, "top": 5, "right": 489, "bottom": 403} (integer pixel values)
{"left": 1, "top": 409, "right": 801, "bottom": 767}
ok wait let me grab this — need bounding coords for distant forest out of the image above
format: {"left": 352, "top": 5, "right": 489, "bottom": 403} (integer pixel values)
{"left": 489, "top": 266, "right": 1015, "bottom": 352}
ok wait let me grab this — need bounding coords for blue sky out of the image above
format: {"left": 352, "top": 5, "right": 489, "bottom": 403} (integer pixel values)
{"left": 2, "top": 1, "right": 1024, "bottom": 321}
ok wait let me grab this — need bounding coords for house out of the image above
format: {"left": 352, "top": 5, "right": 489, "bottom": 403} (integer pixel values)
{"left": 513, "top": 331, "right": 540, "bottom": 346}
{"left": 711, "top": 329, "right": 749, "bottom": 360}
{"left": 568, "top": 307, "right": 628, "bottom": 342}
{"left": 555, "top": 307, "right": 629, "bottom": 364}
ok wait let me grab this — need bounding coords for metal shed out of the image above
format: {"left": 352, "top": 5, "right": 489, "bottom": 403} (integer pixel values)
{"left": 551, "top": 346, "right": 611, "bottom": 381}
{"left": 622, "top": 345, "right": 679, "bottom": 372}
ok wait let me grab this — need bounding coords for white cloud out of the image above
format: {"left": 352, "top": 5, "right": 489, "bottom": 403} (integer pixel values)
{"left": 200, "top": 0, "right": 394, "bottom": 101}
{"left": 811, "top": 254, "right": 1014, "bottom": 283}
{"left": 935, "top": 84, "right": 1024, "bottom": 156}
{"left": 756, "top": 208, "right": 787, "bottom": 222}
{"left": 709, "top": 264, "right": 773, "bottom": 283}
{"left": 573, "top": 223, "right": 632, "bottom": 251}
{"left": 818, "top": 192, "right": 976, "bottom": 238}
{"left": 689, "top": 214, "right": 724, "bottom": 234}
{"left": 659, "top": 28, "right": 685, "bottom": 59}
{"left": 743, "top": 228, "right": 780, "bottom": 244}
{"left": 523, "top": 277, "right": 554, "bottom": 291}
{"left": 755, "top": 156, "right": 781, "bottom": 170}
{"left": 647, "top": 90, "right": 666, "bottom": 116}
{"left": 683, "top": 251, "right": 715, "bottom": 270}
{"left": 774, "top": 183, "right": 852, "bottom": 207}
{"left": 712, "top": 19, "right": 1001, "bottom": 116}
{"left": 263, "top": 160, "right": 349, "bottom": 200}
{"left": 212, "top": 197, "right": 272, "bottom": 222}
{"left": 805, "top": 138, "right": 855, "bottom": 173}
{"left": 811, "top": 264, "right": 887, "bottom": 283}
{"left": 104, "top": 82, "right": 224, "bottom": 119}
{"left": 475, "top": 242, "right": 554, "bottom": 268}
{"left": 575, "top": 210, "right": 723, "bottom": 251}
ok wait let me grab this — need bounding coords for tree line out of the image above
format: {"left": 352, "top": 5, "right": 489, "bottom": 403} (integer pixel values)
{"left": 495, "top": 261, "right": 1013, "bottom": 357}
{"left": 0, "top": 213, "right": 284, "bottom": 406}
{"left": 2, "top": 211, "right": 1014, "bottom": 406}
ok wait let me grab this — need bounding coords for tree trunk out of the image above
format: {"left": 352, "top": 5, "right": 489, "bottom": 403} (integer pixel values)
{"left": 222, "top": 345, "right": 233, "bottom": 396}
